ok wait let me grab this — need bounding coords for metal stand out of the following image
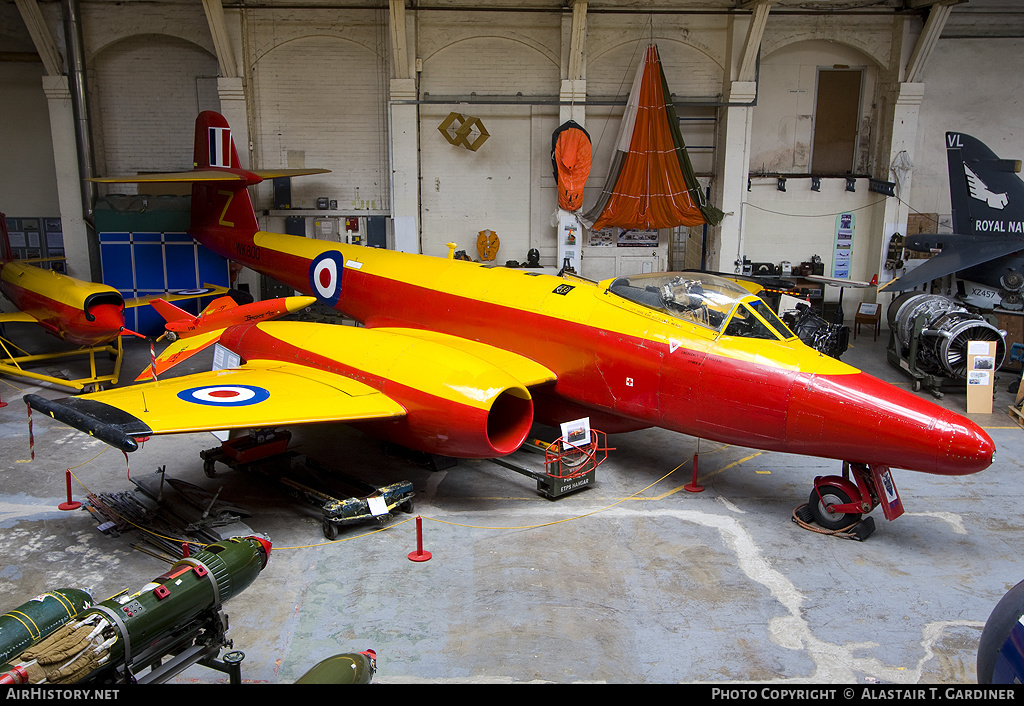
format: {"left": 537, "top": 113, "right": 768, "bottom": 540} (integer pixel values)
{"left": 200, "top": 430, "right": 415, "bottom": 539}
{"left": 0, "top": 332, "right": 123, "bottom": 392}
{"left": 489, "top": 431, "right": 613, "bottom": 499}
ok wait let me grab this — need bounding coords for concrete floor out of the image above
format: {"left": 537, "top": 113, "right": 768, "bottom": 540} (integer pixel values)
{"left": 1, "top": 319, "right": 1023, "bottom": 684}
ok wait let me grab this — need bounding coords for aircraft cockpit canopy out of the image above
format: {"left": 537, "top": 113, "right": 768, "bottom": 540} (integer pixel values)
{"left": 607, "top": 272, "right": 795, "bottom": 341}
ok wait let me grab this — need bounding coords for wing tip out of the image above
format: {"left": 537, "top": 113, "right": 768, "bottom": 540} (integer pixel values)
{"left": 24, "top": 393, "right": 148, "bottom": 453}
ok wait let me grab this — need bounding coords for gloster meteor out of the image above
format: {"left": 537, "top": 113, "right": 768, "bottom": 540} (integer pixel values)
{"left": 25, "top": 112, "right": 995, "bottom": 532}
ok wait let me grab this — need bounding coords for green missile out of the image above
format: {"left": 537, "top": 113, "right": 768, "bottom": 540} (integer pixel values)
{"left": 0, "top": 589, "right": 93, "bottom": 667}
{"left": 2, "top": 535, "right": 271, "bottom": 684}
{"left": 296, "top": 650, "right": 377, "bottom": 684}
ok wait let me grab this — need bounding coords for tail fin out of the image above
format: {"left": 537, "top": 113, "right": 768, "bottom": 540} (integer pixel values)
{"left": 88, "top": 112, "right": 329, "bottom": 246}
{"left": 150, "top": 298, "right": 196, "bottom": 324}
{"left": 190, "top": 111, "right": 260, "bottom": 238}
{"left": 0, "top": 212, "right": 13, "bottom": 263}
{"left": 946, "top": 132, "right": 1024, "bottom": 235}
{"left": 879, "top": 134, "right": 1024, "bottom": 294}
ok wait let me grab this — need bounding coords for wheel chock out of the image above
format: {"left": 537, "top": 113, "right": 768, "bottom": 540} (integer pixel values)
{"left": 794, "top": 504, "right": 815, "bottom": 525}
{"left": 848, "top": 516, "right": 876, "bottom": 541}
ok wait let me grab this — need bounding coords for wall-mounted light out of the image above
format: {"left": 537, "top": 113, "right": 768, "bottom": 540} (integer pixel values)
{"left": 845, "top": 177, "right": 856, "bottom": 192}
{"left": 868, "top": 179, "right": 896, "bottom": 196}
{"left": 777, "top": 177, "right": 787, "bottom": 192}
{"left": 811, "top": 177, "right": 821, "bottom": 192}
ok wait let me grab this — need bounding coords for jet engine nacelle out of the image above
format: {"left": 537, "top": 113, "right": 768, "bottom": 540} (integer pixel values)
{"left": 225, "top": 322, "right": 536, "bottom": 459}
{"left": 367, "top": 381, "right": 534, "bottom": 459}
{"left": 887, "top": 292, "right": 1006, "bottom": 379}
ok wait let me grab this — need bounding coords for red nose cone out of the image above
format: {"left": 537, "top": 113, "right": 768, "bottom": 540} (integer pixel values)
{"left": 790, "top": 372, "right": 994, "bottom": 476}
{"left": 248, "top": 535, "right": 272, "bottom": 569}
{"left": 933, "top": 408, "right": 996, "bottom": 476}
{"left": 66, "top": 303, "right": 125, "bottom": 346}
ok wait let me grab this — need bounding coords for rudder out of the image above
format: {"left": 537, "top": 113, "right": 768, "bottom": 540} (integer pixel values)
{"left": 190, "top": 112, "right": 259, "bottom": 238}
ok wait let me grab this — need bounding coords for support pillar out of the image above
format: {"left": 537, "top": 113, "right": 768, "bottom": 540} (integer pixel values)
{"left": 42, "top": 75, "right": 90, "bottom": 281}
{"left": 709, "top": 81, "right": 757, "bottom": 273}
{"left": 390, "top": 78, "right": 420, "bottom": 253}
{"left": 877, "top": 82, "right": 925, "bottom": 292}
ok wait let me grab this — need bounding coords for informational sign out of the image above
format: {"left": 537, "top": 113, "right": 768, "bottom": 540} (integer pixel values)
{"left": 560, "top": 417, "right": 592, "bottom": 450}
{"left": 966, "top": 340, "right": 997, "bottom": 414}
{"left": 213, "top": 343, "right": 241, "bottom": 371}
{"left": 558, "top": 212, "right": 582, "bottom": 271}
{"left": 833, "top": 213, "right": 854, "bottom": 279}
{"left": 617, "top": 228, "right": 659, "bottom": 247}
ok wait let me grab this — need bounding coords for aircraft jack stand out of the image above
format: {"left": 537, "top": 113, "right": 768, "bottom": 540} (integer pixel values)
{"left": 488, "top": 431, "right": 613, "bottom": 500}
{"left": 0, "top": 333, "right": 122, "bottom": 392}
{"left": 793, "top": 462, "right": 904, "bottom": 541}
{"left": 200, "top": 429, "right": 416, "bottom": 540}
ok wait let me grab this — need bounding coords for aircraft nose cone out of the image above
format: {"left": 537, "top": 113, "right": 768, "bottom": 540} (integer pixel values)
{"left": 67, "top": 303, "right": 125, "bottom": 346}
{"left": 790, "top": 372, "right": 994, "bottom": 475}
{"left": 88, "top": 303, "right": 125, "bottom": 332}
{"left": 286, "top": 295, "right": 318, "bottom": 313}
{"left": 932, "top": 407, "right": 996, "bottom": 476}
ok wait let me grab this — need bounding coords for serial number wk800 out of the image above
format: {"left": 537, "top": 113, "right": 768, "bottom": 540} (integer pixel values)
{"left": 236, "top": 242, "right": 261, "bottom": 261}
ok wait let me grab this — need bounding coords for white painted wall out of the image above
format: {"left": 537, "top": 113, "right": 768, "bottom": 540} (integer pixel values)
{"left": 243, "top": 10, "right": 391, "bottom": 213}
{"left": 0, "top": 62, "right": 59, "bottom": 216}
{"left": 89, "top": 35, "right": 221, "bottom": 180}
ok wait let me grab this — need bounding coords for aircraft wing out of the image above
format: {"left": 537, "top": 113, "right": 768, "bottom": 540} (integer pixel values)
{"left": 90, "top": 168, "right": 329, "bottom": 184}
{"left": 250, "top": 168, "right": 331, "bottom": 179}
{"left": 878, "top": 235, "right": 1024, "bottom": 292}
{"left": 90, "top": 170, "right": 252, "bottom": 183}
{"left": 25, "top": 360, "right": 406, "bottom": 453}
{"left": 123, "top": 284, "right": 231, "bottom": 309}
{"left": 0, "top": 311, "right": 40, "bottom": 325}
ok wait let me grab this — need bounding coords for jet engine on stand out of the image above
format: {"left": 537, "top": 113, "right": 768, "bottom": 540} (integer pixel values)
{"left": 886, "top": 292, "right": 1007, "bottom": 397}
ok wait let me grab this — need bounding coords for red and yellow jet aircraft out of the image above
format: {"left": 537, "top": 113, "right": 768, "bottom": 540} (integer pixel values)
{"left": 24, "top": 112, "right": 996, "bottom": 532}
{"left": 0, "top": 213, "right": 227, "bottom": 390}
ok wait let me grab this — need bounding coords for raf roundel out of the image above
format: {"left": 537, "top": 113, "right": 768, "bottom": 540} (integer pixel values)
{"left": 177, "top": 384, "right": 270, "bottom": 407}
{"left": 309, "top": 251, "right": 344, "bottom": 306}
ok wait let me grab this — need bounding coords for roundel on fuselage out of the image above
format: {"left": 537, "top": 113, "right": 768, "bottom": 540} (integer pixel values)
{"left": 309, "top": 251, "right": 344, "bottom": 305}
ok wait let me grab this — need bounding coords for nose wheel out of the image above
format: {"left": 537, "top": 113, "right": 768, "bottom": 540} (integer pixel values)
{"left": 807, "top": 483, "right": 860, "bottom": 530}
{"left": 793, "top": 463, "right": 905, "bottom": 540}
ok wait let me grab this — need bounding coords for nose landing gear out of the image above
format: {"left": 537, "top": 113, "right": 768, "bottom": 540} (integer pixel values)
{"left": 794, "top": 463, "right": 905, "bottom": 541}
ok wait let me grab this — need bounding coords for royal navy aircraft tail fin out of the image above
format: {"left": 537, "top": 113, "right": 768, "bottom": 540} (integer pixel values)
{"left": 879, "top": 132, "right": 1024, "bottom": 293}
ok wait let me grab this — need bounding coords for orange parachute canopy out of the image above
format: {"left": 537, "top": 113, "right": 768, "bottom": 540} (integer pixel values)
{"left": 582, "top": 44, "right": 723, "bottom": 232}
{"left": 551, "top": 120, "right": 592, "bottom": 212}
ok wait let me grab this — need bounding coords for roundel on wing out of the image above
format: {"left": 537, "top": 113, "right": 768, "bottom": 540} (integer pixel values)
{"left": 309, "top": 251, "right": 344, "bottom": 305}
{"left": 177, "top": 384, "right": 270, "bottom": 406}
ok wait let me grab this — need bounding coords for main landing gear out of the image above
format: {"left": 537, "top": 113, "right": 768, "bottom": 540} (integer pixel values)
{"left": 794, "top": 462, "right": 905, "bottom": 541}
